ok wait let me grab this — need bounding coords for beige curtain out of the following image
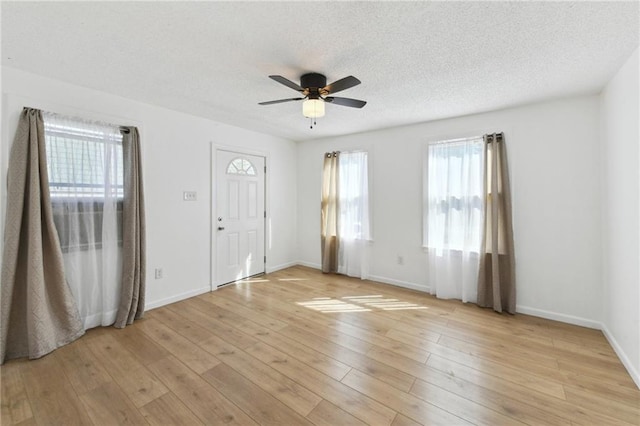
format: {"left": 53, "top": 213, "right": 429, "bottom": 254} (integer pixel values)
{"left": 321, "top": 152, "right": 340, "bottom": 273}
{"left": 0, "top": 108, "right": 85, "bottom": 363}
{"left": 477, "top": 133, "right": 516, "bottom": 313}
{"left": 114, "top": 127, "right": 146, "bottom": 328}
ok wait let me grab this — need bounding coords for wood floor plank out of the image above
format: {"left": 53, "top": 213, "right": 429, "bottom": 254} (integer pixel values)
{"left": 245, "top": 341, "right": 397, "bottom": 425}
{"left": 557, "top": 357, "right": 639, "bottom": 387}
{"left": 445, "top": 315, "right": 626, "bottom": 373}
{"left": 563, "top": 371, "right": 640, "bottom": 408}
{"left": 159, "top": 303, "right": 323, "bottom": 417}
{"left": 197, "top": 333, "right": 323, "bottom": 417}
{"left": 20, "top": 354, "right": 94, "bottom": 425}
{"left": 341, "top": 368, "right": 473, "bottom": 425}
{"left": 328, "top": 321, "right": 431, "bottom": 363}
{"left": 564, "top": 385, "right": 640, "bottom": 424}
{"left": 224, "top": 291, "right": 376, "bottom": 355}
{"left": 202, "top": 363, "right": 316, "bottom": 425}
{"left": 280, "top": 324, "right": 416, "bottom": 392}
{"left": 12, "top": 417, "right": 38, "bottom": 426}
{"left": 200, "top": 292, "right": 289, "bottom": 331}
{"left": 79, "top": 381, "right": 147, "bottom": 425}
{"left": 367, "top": 341, "right": 569, "bottom": 424}
{"left": 422, "top": 355, "right": 571, "bottom": 426}
{"left": 232, "top": 318, "right": 353, "bottom": 381}
{"left": 110, "top": 322, "right": 171, "bottom": 364}
{"left": 139, "top": 392, "right": 203, "bottom": 425}
{"left": 409, "top": 377, "right": 527, "bottom": 426}
{"left": 424, "top": 352, "right": 631, "bottom": 426}
{"left": 84, "top": 332, "right": 169, "bottom": 408}
{"left": 170, "top": 297, "right": 260, "bottom": 349}
{"left": 426, "top": 350, "right": 567, "bottom": 400}
{"left": 1, "top": 360, "right": 33, "bottom": 425}
{"left": 134, "top": 314, "right": 221, "bottom": 374}
{"left": 55, "top": 339, "right": 112, "bottom": 395}
{"left": 385, "top": 327, "right": 440, "bottom": 348}
{"left": 437, "top": 334, "right": 560, "bottom": 370}
{"left": 391, "top": 413, "right": 422, "bottom": 426}
{"left": 227, "top": 284, "right": 351, "bottom": 330}
{"left": 552, "top": 337, "right": 619, "bottom": 361}
{"left": 148, "top": 305, "right": 220, "bottom": 343}
{"left": 306, "top": 400, "right": 368, "bottom": 426}
{"left": 147, "top": 355, "right": 257, "bottom": 425}
{"left": 2, "top": 265, "right": 637, "bottom": 426}
{"left": 210, "top": 297, "right": 384, "bottom": 389}
{"left": 365, "top": 346, "right": 432, "bottom": 379}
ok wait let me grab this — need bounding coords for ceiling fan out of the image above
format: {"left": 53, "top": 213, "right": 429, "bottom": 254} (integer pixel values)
{"left": 259, "top": 73, "right": 366, "bottom": 127}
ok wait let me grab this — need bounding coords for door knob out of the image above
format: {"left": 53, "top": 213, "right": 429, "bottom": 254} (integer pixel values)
{"left": 218, "top": 226, "right": 225, "bottom": 231}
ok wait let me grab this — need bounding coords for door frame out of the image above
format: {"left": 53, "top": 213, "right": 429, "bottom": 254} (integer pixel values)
{"left": 210, "top": 143, "right": 269, "bottom": 291}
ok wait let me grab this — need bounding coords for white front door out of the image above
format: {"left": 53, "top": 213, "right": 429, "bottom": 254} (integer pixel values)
{"left": 215, "top": 150, "right": 265, "bottom": 286}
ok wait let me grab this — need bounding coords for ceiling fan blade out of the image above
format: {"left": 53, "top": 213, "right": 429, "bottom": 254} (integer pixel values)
{"left": 323, "top": 76, "right": 361, "bottom": 94}
{"left": 269, "top": 75, "right": 304, "bottom": 92}
{"left": 258, "top": 97, "right": 305, "bottom": 105}
{"left": 324, "top": 97, "right": 367, "bottom": 108}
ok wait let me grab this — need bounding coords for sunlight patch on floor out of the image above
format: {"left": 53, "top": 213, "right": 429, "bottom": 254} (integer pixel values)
{"left": 297, "top": 297, "right": 371, "bottom": 313}
{"left": 297, "top": 294, "right": 427, "bottom": 313}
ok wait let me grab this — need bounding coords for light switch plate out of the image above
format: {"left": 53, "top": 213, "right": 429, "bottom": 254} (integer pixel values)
{"left": 183, "top": 191, "right": 197, "bottom": 201}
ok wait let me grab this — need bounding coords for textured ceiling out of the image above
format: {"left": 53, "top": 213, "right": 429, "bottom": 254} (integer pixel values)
{"left": 2, "top": 1, "right": 638, "bottom": 142}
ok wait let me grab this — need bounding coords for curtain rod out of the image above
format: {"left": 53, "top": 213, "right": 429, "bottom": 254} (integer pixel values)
{"left": 27, "top": 106, "right": 134, "bottom": 134}
{"left": 486, "top": 132, "right": 503, "bottom": 142}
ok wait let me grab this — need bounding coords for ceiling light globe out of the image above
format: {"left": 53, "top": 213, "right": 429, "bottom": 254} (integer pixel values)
{"left": 303, "top": 99, "right": 325, "bottom": 118}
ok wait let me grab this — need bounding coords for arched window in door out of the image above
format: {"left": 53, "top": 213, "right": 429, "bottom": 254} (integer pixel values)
{"left": 226, "top": 157, "right": 257, "bottom": 176}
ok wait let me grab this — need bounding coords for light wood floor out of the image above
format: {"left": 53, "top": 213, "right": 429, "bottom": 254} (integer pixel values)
{"left": 2, "top": 266, "right": 638, "bottom": 425}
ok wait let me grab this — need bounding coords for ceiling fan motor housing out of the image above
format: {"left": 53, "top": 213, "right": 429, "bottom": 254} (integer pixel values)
{"left": 301, "top": 73, "right": 327, "bottom": 99}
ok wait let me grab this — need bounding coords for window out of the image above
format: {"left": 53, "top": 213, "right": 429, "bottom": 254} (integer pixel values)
{"left": 43, "top": 113, "right": 124, "bottom": 251}
{"left": 226, "top": 157, "right": 256, "bottom": 175}
{"left": 45, "top": 121, "right": 124, "bottom": 198}
{"left": 338, "top": 151, "right": 370, "bottom": 241}
{"left": 424, "top": 136, "right": 484, "bottom": 253}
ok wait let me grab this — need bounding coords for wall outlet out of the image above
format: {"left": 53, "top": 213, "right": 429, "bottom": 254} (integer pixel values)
{"left": 397, "top": 255, "right": 404, "bottom": 266}
{"left": 183, "top": 191, "right": 197, "bottom": 201}
{"left": 154, "top": 268, "right": 163, "bottom": 279}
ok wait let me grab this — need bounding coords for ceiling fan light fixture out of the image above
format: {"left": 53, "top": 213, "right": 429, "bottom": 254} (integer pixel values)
{"left": 302, "top": 98, "right": 325, "bottom": 118}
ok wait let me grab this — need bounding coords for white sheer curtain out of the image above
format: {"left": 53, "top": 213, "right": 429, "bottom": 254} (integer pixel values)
{"left": 425, "top": 137, "right": 484, "bottom": 302}
{"left": 338, "top": 151, "right": 371, "bottom": 278}
{"left": 43, "top": 112, "right": 123, "bottom": 329}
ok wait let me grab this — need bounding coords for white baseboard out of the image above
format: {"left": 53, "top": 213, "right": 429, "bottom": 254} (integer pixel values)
{"left": 515, "top": 305, "right": 601, "bottom": 329}
{"left": 601, "top": 323, "right": 640, "bottom": 389}
{"left": 266, "top": 261, "right": 299, "bottom": 274}
{"left": 293, "top": 261, "right": 430, "bottom": 293}
{"left": 296, "top": 260, "right": 322, "bottom": 270}
{"left": 145, "top": 285, "right": 211, "bottom": 311}
{"left": 362, "top": 274, "right": 430, "bottom": 293}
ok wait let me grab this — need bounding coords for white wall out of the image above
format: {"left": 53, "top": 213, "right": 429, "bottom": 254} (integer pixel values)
{"left": 1, "top": 67, "right": 298, "bottom": 310}
{"left": 600, "top": 47, "right": 639, "bottom": 388}
{"left": 297, "top": 96, "right": 603, "bottom": 327}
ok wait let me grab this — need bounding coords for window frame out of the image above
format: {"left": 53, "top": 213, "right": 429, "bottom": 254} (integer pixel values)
{"left": 422, "top": 135, "right": 486, "bottom": 252}
{"left": 226, "top": 157, "right": 257, "bottom": 176}
{"left": 43, "top": 114, "right": 126, "bottom": 252}
{"left": 337, "top": 150, "right": 372, "bottom": 241}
